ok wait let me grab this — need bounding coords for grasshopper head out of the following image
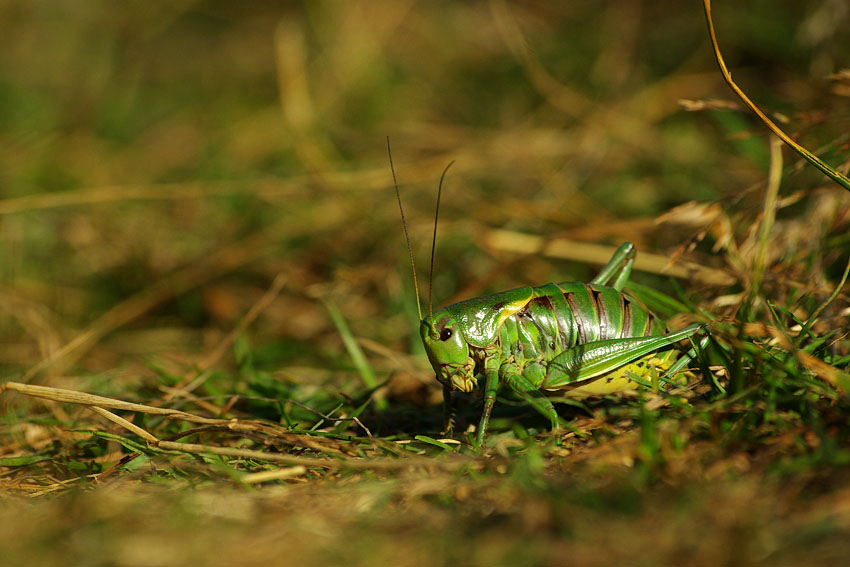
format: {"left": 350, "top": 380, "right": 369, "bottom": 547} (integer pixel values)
{"left": 420, "top": 310, "right": 477, "bottom": 392}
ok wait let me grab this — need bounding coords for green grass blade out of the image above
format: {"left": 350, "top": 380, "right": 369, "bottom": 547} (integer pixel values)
{"left": 414, "top": 435, "right": 456, "bottom": 451}
{"left": 322, "top": 297, "right": 387, "bottom": 411}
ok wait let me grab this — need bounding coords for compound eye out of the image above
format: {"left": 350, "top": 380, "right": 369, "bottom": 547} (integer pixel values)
{"left": 439, "top": 328, "right": 453, "bottom": 341}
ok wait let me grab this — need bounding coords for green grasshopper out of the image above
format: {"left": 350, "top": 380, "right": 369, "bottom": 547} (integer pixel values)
{"left": 420, "top": 243, "right": 703, "bottom": 445}
{"left": 389, "top": 143, "right": 702, "bottom": 446}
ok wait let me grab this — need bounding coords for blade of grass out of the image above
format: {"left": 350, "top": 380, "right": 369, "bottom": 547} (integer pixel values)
{"left": 322, "top": 297, "right": 387, "bottom": 410}
{"left": 0, "top": 455, "right": 52, "bottom": 466}
{"left": 751, "top": 135, "right": 783, "bottom": 298}
{"left": 796, "top": 255, "right": 850, "bottom": 348}
{"left": 625, "top": 281, "right": 690, "bottom": 319}
{"left": 414, "top": 435, "right": 457, "bottom": 451}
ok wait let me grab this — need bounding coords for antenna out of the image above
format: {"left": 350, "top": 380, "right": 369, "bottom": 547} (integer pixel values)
{"left": 387, "top": 137, "right": 423, "bottom": 321}
{"left": 429, "top": 160, "right": 455, "bottom": 318}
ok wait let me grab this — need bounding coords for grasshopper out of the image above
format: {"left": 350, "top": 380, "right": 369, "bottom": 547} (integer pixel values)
{"left": 390, "top": 142, "right": 702, "bottom": 445}
{"left": 420, "top": 243, "right": 703, "bottom": 445}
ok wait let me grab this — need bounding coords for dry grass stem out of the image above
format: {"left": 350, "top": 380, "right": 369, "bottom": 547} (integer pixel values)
{"left": 750, "top": 135, "right": 783, "bottom": 296}
{"left": 703, "top": 0, "right": 850, "bottom": 191}
{"left": 87, "top": 406, "right": 160, "bottom": 444}
{"left": 485, "top": 229, "right": 736, "bottom": 286}
{"left": 240, "top": 465, "right": 308, "bottom": 484}
{"left": 1, "top": 381, "right": 480, "bottom": 471}
{"left": 2, "top": 382, "right": 225, "bottom": 425}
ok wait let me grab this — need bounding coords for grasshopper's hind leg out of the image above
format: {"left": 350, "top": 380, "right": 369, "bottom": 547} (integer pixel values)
{"left": 501, "top": 370, "right": 561, "bottom": 436}
{"left": 591, "top": 242, "right": 636, "bottom": 291}
{"left": 542, "top": 324, "right": 704, "bottom": 389}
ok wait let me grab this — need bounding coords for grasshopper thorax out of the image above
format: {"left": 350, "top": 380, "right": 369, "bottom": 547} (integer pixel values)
{"left": 420, "top": 310, "right": 476, "bottom": 392}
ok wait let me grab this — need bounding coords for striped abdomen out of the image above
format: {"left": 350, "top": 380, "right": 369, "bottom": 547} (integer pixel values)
{"left": 500, "top": 282, "right": 665, "bottom": 361}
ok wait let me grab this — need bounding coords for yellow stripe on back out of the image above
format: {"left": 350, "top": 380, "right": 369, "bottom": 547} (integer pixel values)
{"left": 496, "top": 295, "right": 532, "bottom": 328}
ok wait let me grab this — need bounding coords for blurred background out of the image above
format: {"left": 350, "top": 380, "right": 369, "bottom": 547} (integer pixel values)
{"left": 2, "top": 1, "right": 850, "bottom": 565}
{"left": 2, "top": 0, "right": 847, "bottom": 397}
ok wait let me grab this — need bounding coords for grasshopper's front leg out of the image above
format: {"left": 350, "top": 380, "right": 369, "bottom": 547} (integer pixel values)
{"left": 476, "top": 354, "right": 561, "bottom": 447}
{"left": 475, "top": 348, "right": 502, "bottom": 447}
